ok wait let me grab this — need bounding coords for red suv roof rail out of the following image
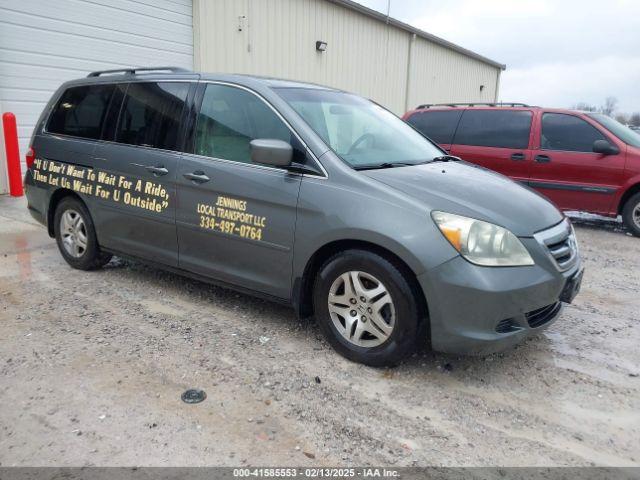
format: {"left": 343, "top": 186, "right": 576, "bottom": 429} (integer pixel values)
{"left": 416, "top": 102, "right": 531, "bottom": 109}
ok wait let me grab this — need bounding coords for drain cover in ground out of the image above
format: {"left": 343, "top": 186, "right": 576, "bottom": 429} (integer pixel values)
{"left": 181, "top": 389, "right": 207, "bottom": 404}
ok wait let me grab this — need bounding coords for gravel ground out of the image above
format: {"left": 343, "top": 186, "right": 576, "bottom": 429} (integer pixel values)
{"left": 0, "top": 195, "right": 638, "bottom": 467}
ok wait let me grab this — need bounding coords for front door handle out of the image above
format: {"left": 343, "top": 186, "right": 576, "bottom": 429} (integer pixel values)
{"left": 183, "top": 171, "right": 210, "bottom": 184}
{"left": 535, "top": 155, "right": 551, "bottom": 163}
{"left": 511, "top": 152, "right": 525, "bottom": 161}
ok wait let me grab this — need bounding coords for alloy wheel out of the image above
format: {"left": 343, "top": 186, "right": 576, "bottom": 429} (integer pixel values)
{"left": 60, "top": 209, "right": 88, "bottom": 258}
{"left": 327, "top": 271, "right": 395, "bottom": 347}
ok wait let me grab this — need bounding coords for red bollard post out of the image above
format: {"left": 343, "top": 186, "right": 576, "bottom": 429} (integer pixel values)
{"left": 2, "top": 112, "right": 24, "bottom": 197}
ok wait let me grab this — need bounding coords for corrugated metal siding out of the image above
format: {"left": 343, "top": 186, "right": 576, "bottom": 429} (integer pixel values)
{"left": 194, "top": 0, "right": 501, "bottom": 115}
{"left": 0, "top": 0, "right": 194, "bottom": 192}
{"left": 196, "top": 0, "right": 410, "bottom": 113}
{"left": 406, "top": 35, "right": 501, "bottom": 109}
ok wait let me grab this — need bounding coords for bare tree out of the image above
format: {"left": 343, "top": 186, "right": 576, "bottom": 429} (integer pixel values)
{"left": 600, "top": 96, "right": 618, "bottom": 116}
{"left": 615, "top": 113, "right": 630, "bottom": 125}
{"left": 630, "top": 113, "right": 640, "bottom": 127}
{"left": 573, "top": 102, "right": 597, "bottom": 112}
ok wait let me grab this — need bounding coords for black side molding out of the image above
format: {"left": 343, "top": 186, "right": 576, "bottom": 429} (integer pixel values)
{"left": 528, "top": 181, "right": 616, "bottom": 194}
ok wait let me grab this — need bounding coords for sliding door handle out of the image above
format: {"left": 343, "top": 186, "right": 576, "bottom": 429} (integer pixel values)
{"left": 534, "top": 155, "right": 551, "bottom": 163}
{"left": 130, "top": 163, "right": 169, "bottom": 176}
{"left": 183, "top": 171, "right": 210, "bottom": 184}
{"left": 145, "top": 166, "right": 169, "bottom": 176}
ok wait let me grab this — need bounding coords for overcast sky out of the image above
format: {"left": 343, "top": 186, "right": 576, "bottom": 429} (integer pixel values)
{"left": 356, "top": 0, "right": 640, "bottom": 114}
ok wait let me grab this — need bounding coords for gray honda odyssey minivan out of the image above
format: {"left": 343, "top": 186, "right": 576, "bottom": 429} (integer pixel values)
{"left": 24, "top": 67, "right": 583, "bottom": 366}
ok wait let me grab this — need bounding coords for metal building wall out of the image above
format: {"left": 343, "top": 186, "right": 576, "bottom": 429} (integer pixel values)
{"left": 406, "top": 35, "right": 502, "bottom": 109}
{"left": 194, "top": 0, "right": 502, "bottom": 115}
{"left": 195, "top": 0, "right": 411, "bottom": 113}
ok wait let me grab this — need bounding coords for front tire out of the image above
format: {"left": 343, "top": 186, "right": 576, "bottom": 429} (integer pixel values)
{"left": 312, "top": 249, "right": 421, "bottom": 367}
{"left": 622, "top": 192, "right": 640, "bottom": 237}
{"left": 53, "top": 197, "right": 112, "bottom": 270}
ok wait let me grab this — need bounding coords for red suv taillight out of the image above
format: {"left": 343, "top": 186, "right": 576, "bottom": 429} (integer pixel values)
{"left": 26, "top": 147, "right": 35, "bottom": 169}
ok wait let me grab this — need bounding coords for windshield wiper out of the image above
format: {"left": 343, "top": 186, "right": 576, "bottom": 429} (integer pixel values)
{"left": 353, "top": 162, "right": 415, "bottom": 171}
{"left": 355, "top": 156, "right": 460, "bottom": 170}
{"left": 429, "top": 154, "right": 461, "bottom": 163}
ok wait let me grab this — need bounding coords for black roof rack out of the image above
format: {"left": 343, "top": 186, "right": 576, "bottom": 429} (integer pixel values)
{"left": 87, "top": 66, "right": 191, "bottom": 77}
{"left": 416, "top": 102, "right": 531, "bottom": 109}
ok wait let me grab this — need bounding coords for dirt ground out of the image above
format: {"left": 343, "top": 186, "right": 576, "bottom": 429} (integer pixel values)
{"left": 0, "top": 195, "right": 638, "bottom": 467}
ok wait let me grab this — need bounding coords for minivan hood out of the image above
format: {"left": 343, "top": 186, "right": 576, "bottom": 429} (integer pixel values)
{"left": 361, "top": 162, "right": 563, "bottom": 236}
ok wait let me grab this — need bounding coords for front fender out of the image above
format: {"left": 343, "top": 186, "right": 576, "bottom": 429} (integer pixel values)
{"left": 292, "top": 176, "right": 458, "bottom": 287}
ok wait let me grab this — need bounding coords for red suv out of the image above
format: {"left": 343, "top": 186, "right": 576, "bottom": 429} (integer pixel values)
{"left": 403, "top": 104, "right": 640, "bottom": 236}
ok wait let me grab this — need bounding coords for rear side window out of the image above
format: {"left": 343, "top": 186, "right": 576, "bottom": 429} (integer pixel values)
{"left": 116, "top": 82, "right": 189, "bottom": 150}
{"left": 454, "top": 110, "right": 532, "bottom": 149}
{"left": 194, "top": 84, "right": 303, "bottom": 164}
{"left": 406, "top": 110, "right": 462, "bottom": 144}
{"left": 541, "top": 113, "right": 606, "bottom": 152}
{"left": 47, "top": 84, "right": 115, "bottom": 139}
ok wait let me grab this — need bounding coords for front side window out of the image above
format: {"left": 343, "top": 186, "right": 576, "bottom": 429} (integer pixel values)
{"left": 194, "top": 84, "right": 303, "bottom": 165}
{"left": 47, "top": 84, "right": 115, "bottom": 139}
{"left": 541, "top": 113, "right": 606, "bottom": 152}
{"left": 586, "top": 113, "right": 640, "bottom": 148}
{"left": 276, "top": 88, "right": 443, "bottom": 169}
{"left": 454, "top": 110, "right": 532, "bottom": 149}
{"left": 406, "top": 110, "right": 463, "bottom": 145}
{"left": 116, "top": 82, "right": 189, "bottom": 150}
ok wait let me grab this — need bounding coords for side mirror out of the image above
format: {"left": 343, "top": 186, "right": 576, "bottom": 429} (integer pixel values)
{"left": 592, "top": 139, "right": 619, "bottom": 155}
{"left": 250, "top": 139, "right": 293, "bottom": 167}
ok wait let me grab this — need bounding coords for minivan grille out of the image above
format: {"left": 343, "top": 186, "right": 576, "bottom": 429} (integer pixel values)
{"left": 534, "top": 219, "right": 578, "bottom": 272}
{"left": 526, "top": 302, "right": 562, "bottom": 328}
{"left": 495, "top": 318, "right": 521, "bottom": 334}
{"left": 547, "top": 238, "right": 573, "bottom": 267}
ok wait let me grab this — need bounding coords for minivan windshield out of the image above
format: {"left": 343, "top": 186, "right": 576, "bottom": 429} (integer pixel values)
{"left": 587, "top": 113, "right": 640, "bottom": 147}
{"left": 276, "top": 88, "right": 443, "bottom": 169}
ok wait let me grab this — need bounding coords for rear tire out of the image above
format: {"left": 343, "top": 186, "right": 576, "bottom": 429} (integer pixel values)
{"left": 53, "top": 197, "right": 112, "bottom": 270}
{"left": 312, "top": 249, "right": 420, "bottom": 367}
{"left": 622, "top": 193, "right": 640, "bottom": 238}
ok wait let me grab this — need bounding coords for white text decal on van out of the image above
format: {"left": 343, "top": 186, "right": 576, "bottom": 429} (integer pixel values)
{"left": 32, "top": 159, "right": 170, "bottom": 213}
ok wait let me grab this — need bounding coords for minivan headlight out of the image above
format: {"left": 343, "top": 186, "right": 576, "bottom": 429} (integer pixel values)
{"left": 431, "top": 211, "right": 534, "bottom": 267}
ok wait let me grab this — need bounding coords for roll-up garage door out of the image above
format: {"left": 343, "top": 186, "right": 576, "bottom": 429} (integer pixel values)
{"left": 0, "top": 0, "right": 194, "bottom": 193}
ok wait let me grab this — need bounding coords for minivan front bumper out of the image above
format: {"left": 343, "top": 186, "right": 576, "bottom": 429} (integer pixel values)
{"left": 417, "top": 231, "right": 582, "bottom": 355}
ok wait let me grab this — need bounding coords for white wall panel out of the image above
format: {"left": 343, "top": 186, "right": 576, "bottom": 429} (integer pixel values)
{"left": 406, "top": 35, "right": 501, "bottom": 109}
{"left": 0, "top": 100, "right": 7, "bottom": 194}
{"left": 195, "top": 0, "right": 411, "bottom": 114}
{"left": 0, "top": 0, "right": 194, "bottom": 193}
{"left": 194, "top": 0, "right": 501, "bottom": 116}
